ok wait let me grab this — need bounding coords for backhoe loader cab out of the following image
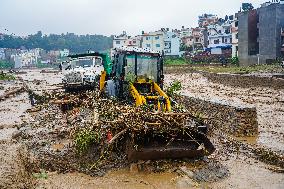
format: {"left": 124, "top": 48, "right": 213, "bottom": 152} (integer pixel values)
{"left": 110, "top": 47, "right": 170, "bottom": 111}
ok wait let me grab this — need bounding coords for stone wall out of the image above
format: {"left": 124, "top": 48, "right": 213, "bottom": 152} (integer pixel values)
{"left": 202, "top": 72, "right": 284, "bottom": 89}
{"left": 179, "top": 96, "right": 258, "bottom": 137}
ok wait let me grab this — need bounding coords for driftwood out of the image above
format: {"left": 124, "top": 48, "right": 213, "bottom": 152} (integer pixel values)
{"left": 0, "top": 87, "right": 26, "bottom": 101}
{"left": 108, "top": 128, "right": 128, "bottom": 145}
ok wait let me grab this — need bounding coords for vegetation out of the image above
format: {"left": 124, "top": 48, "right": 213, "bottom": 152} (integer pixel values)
{"left": 0, "top": 31, "right": 112, "bottom": 53}
{"left": 74, "top": 128, "right": 102, "bottom": 155}
{"left": 164, "top": 58, "right": 188, "bottom": 65}
{"left": 166, "top": 80, "right": 182, "bottom": 97}
{"left": 32, "top": 170, "right": 48, "bottom": 179}
{"left": 35, "top": 62, "right": 59, "bottom": 69}
{"left": 0, "top": 60, "right": 14, "bottom": 69}
{"left": 0, "top": 72, "right": 15, "bottom": 80}
{"left": 230, "top": 56, "right": 239, "bottom": 66}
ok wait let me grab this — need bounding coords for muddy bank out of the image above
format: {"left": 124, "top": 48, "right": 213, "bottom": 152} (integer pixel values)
{"left": 165, "top": 72, "right": 284, "bottom": 155}
{"left": 0, "top": 143, "right": 35, "bottom": 189}
{"left": 177, "top": 95, "right": 258, "bottom": 137}
{"left": 201, "top": 72, "right": 284, "bottom": 90}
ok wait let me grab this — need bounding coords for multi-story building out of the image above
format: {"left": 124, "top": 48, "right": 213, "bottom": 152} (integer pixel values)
{"left": 238, "top": 3, "right": 284, "bottom": 66}
{"left": 207, "top": 23, "right": 232, "bottom": 45}
{"left": 231, "top": 16, "right": 239, "bottom": 57}
{"left": 0, "top": 48, "right": 5, "bottom": 60}
{"left": 14, "top": 52, "right": 38, "bottom": 68}
{"left": 163, "top": 31, "right": 180, "bottom": 56}
{"left": 198, "top": 14, "right": 218, "bottom": 27}
{"left": 141, "top": 29, "right": 181, "bottom": 56}
{"left": 113, "top": 32, "right": 142, "bottom": 48}
{"left": 113, "top": 31, "right": 129, "bottom": 48}
{"left": 181, "top": 27, "right": 207, "bottom": 50}
{"left": 60, "top": 49, "right": 70, "bottom": 57}
{"left": 141, "top": 31, "right": 165, "bottom": 52}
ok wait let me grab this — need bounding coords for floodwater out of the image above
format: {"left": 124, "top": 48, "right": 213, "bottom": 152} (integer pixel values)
{"left": 0, "top": 69, "right": 284, "bottom": 189}
{"left": 36, "top": 169, "right": 183, "bottom": 189}
{"left": 165, "top": 72, "right": 284, "bottom": 154}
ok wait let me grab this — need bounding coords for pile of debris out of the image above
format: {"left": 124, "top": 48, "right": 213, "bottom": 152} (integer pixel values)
{"left": 16, "top": 90, "right": 213, "bottom": 176}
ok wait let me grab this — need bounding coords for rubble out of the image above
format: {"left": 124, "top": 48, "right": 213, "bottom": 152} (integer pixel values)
{"left": 13, "top": 89, "right": 213, "bottom": 176}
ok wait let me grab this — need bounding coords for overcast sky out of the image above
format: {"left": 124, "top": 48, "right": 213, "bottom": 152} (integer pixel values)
{"left": 0, "top": 0, "right": 264, "bottom": 36}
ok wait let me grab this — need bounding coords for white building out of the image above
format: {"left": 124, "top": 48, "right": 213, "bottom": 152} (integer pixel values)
{"left": 113, "top": 32, "right": 142, "bottom": 48}
{"left": 14, "top": 52, "right": 38, "bottom": 68}
{"left": 141, "top": 29, "right": 181, "bottom": 56}
{"left": 60, "top": 49, "right": 69, "bottom": 57}
{"left": 0, "top": 48, "right": 5, "bottom": 60}
{"left": 113, "top": 31, "right": 129, "bottom": 48}
{"left": 207, "top": 23, "right": 232, "bottom": 45}
{"left": 231, "top": 17, "right": 239, "bottom": 57}
{"left": 163, "top": 31, "right": 180, "bottom": 56}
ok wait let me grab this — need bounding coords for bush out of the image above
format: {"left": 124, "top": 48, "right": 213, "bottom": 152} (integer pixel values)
{"left": 0, "top": 60, "right": 14, "bottom": 69}
{"left": 166, "top": 80, "right": 182, "bottom": 97}
{"left": 231, "top": 56, "right": 239, "bottom": 66}
{"left": 0, "top": 73, "right": 15, "bottom": 80}
{"left": 74, "top": 129, "right": 102, "bottom": 155}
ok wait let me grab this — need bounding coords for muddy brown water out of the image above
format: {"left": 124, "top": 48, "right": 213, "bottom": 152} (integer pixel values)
{"left": 1, "top": 69, "right": 284, "bottom": 189}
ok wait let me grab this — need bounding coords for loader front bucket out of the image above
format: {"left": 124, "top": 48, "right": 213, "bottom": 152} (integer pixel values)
{"left": 127, "top": 130, "right": 215, "bottom": 161}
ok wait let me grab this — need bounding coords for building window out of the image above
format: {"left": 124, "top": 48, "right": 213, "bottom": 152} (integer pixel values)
{"left": 235, "top": 21, "right": 238, "bottom": 27}
{"left": 146, "top": 44, "right": 151, "bottom": 47}
{"left": 172, "top": 34, "right": 176, "bottom": 38}
{"left": 146, "top": 37, "right": 150, "bottom": 40}
{"left": 156, "top": 44, "right": 160, "bottom": 47}
{"left": 236, "top": 33, "right": 238, "bottom": 39}
{"left": 155, "top": 36, "right": 159, "bottom": 40}
{"left": 116, "top": 41, "right": 120, "bottom": 44}
{"left": 133, "top": 40, "right": 136, "bottom": 44}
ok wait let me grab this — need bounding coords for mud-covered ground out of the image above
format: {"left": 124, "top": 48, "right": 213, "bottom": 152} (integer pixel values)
{"left": 0, "top": 69, "right": 283, "bottom": 189}
{"left": 165, "top": 72, "right": 284, "bottom": 154}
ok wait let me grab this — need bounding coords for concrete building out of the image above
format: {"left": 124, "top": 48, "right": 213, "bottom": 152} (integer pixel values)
{"left": 238, "top": 3, "right": 284, "bottom": 66}
{"left": 0, "top": 48, "right": 5, "bottom": 60}
{"left": 207, "top": 23, "right": 232, "bottom": 45}
{"left": 113, "top": 31, "right": 129, "bottom": 48}
{"left": 181, "top": 27, "right": 207, "bottom": 51}
{"left": 231, "top": 16, "right": 239, "bottom": 57}
{"left": 141, "top": 29, "right": 181, "bottom": 56}
{"left": 198, "top": 14, "right": 218, "bottom": 27}
{"left": 163, "top": 31, "right": 180, "bottom": 56}
{"left": 141, "top": 31, "right": 165, "bottom": 52}
{"left": 60, "top": 49, "right": 69, "bottom": 57}
{"left": 113, "top": 32, "right": 142, "bottom": 48}
{"left": 14, "top": 52, "right": 38, "bottom": 68}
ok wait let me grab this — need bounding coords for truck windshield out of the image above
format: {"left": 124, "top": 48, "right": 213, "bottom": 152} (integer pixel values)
{"left": 74, "top": 59, "right": 93, "bottom": 67}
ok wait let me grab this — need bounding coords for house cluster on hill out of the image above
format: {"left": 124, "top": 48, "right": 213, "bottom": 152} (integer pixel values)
{"left": 113, "top": 1, "right": 284, "bottom": 66}
{"left": 0, "top": 48, "right": 69, "bottom": 68}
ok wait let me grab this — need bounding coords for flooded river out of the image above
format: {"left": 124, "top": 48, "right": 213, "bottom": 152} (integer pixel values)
{"left": 0, "top": 69, "right": 283, "bottom": 189}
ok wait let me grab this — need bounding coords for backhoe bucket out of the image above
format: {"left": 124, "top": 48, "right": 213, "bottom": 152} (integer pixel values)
{"left": 127, "top": 130, "right": 215, "bottom": 161}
